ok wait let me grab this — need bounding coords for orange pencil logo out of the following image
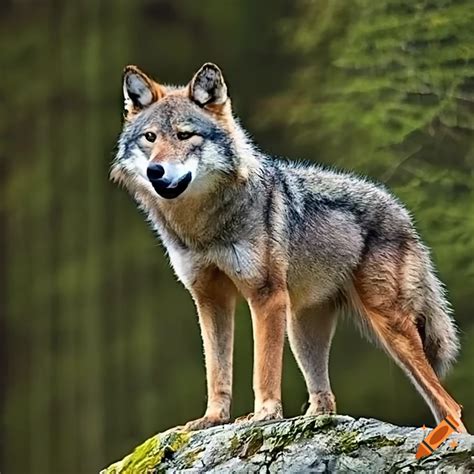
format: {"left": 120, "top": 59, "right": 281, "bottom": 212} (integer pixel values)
{"left": 416, "top": 414, "right": 461, "bottom": 459}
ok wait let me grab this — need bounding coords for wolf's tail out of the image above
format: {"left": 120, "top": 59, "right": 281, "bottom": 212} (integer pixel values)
{"left": 418, "top": 258, "right": 460, "bottom": 378}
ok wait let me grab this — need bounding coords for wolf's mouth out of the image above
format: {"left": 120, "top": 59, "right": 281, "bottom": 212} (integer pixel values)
{"left": 148, "top": 171, "right": 192, "bottom": 199}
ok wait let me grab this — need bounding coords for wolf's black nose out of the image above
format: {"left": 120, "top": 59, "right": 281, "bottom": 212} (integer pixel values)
{"left": 147, "top": 163, "right": 165, "bottom": 181}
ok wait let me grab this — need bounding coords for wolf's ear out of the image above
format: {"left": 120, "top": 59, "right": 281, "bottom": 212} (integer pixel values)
{"left": 122, "top": 65, "right": 164, "bottom": 119}
{"left": 189, "top": 63, "right": 228, "bottom": 108}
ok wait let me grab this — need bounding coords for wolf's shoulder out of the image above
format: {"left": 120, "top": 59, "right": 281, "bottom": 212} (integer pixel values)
{"left": 265, "top": 156, "right": 385, "bottom": 194}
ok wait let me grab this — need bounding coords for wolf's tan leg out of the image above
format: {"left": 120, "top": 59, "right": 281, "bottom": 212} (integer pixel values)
{"left": 359, "top": 301, "right": 466, "bottom": 431}
{"left": 288, "top": 300, "right": 337, "bottom": 415}
{"left": 354, "top": 246, "right": 466, "bottom": 432}
{"left": 184, "top": 268, "right": 237, "bottom": 431}
{"left": 237, "top": 288, "right": 288, "bottom": 422}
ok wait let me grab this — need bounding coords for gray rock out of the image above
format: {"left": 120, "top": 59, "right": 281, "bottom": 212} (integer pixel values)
{"left": 101, "top": 415, "right": 474, "bottom": 473}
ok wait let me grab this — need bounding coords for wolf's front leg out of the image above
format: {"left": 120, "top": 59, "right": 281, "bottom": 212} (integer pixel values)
{"left": 184, "top": 268, "right": 237, "bottom": 431}
{"left": 238, "top": 287, "right": 288, "bottom": 422}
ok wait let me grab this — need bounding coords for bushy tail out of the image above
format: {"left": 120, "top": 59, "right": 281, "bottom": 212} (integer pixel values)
{"left": 417, "top": 257, "right": 460, "bottom": 378}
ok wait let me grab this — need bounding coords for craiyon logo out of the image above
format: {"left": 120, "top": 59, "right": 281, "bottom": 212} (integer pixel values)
{"left": 416, "top": 414, "right": 462, "bottom": 459}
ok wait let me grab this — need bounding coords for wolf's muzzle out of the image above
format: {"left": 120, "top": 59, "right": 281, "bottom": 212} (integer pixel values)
{"left": 147, "top": 163, "right": 192, "bottom": 199}
{"left": 147, "top": 163, "right": 165, "bottom": 180}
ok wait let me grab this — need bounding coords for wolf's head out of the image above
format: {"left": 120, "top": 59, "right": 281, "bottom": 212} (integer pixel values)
{"left": 112, "top": 63, "right": 255, "bottom": 200}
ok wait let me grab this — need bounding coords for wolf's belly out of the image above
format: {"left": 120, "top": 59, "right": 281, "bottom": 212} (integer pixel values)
{"left": 286, "top": 224, "right": 364, "bottom": 311}
{"left": 286, "top": 260, "right": 344, "bottom": 311}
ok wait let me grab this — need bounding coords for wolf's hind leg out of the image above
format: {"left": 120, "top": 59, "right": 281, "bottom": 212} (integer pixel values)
{"left": 288, "top": 299, "right": 338, "bottom": 415}
{"left": 354, "top": 258, "right": 466, "bottom": 431}
{"left": 361, "top": 305, "right": 465, "bottom": 431}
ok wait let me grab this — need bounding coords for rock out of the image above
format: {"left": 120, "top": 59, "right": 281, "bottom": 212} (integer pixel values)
{"left": 101, "top": 415, "right": 474, "bottom": 473}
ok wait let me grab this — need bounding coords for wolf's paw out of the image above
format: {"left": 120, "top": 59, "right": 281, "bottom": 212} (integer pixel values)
{"left": 184, "top": 414, "right": 229, "bottom": 431}
{"left": 305, "top": 391, "right": 336, "bottom": 416}
{"left": 235, "top": 399, "right": 283, "bottom": 423}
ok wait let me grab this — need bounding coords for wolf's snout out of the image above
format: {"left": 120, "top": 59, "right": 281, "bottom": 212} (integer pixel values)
{"left": 147, "top": 166, "right": 192, "bottom": 199}
{"left": 147, "top": 163, "right": 165, "bottom": 181}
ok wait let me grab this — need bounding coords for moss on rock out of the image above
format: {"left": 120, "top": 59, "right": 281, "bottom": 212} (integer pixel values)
{"left": 333, "top": 430, "right": 361, "bottom": 454}
{"left": 101, "top": 430, "right": 189, "bottom": 474}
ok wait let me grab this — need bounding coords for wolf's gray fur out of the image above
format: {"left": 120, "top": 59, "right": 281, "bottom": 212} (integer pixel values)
{"left": 111, "top": 63, "right": 463, "bottom": 429}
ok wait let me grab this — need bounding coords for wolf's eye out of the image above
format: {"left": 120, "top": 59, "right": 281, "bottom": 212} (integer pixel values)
{"left": 177, "top": 131, "right": 194, "bottom": 140}
{"left": 144, "top": 132, "right": 157, "bottom": 143}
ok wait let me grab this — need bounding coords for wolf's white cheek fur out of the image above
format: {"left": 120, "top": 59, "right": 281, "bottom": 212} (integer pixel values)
{"left": 111, "top": 145, "right": 156, "bottom": 198}
{"left": 124, "top": 147, "right": 150, "bottom": 180}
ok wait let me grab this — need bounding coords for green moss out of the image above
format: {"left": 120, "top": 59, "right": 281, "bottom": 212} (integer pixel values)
{"left": 240, "top": 428, "right": 264, "bottom": 458}
{"left": 183, "top": 447, "right": 205, "bottom": 468}
{"left": 103, "top": 430, "right": 190, "bottom": 474}
{"left": 229, "top": 434, "right": 241, "bottom": 455}
{"left": 226, "top": 416, "right": 339, "bottom": 462}
{"left": 365, "top": 435, "right": 404, "bottom": 449}
{"left": 330, "top": 430, "right": 404, "bottom": 454}
{"left": 333, "top": 430, "right": 361, "bottom": 454}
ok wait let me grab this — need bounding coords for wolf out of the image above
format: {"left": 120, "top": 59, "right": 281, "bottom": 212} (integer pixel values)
{"left": 111, "top": 62, "right": 466, "bottom": 432}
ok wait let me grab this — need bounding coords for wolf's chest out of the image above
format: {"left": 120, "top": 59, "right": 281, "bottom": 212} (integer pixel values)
{"left": 164, "top": 238, "right": 263, "bottom": 289}
{"left": 207, "top": 241, "right": 263, "bottom": 282}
